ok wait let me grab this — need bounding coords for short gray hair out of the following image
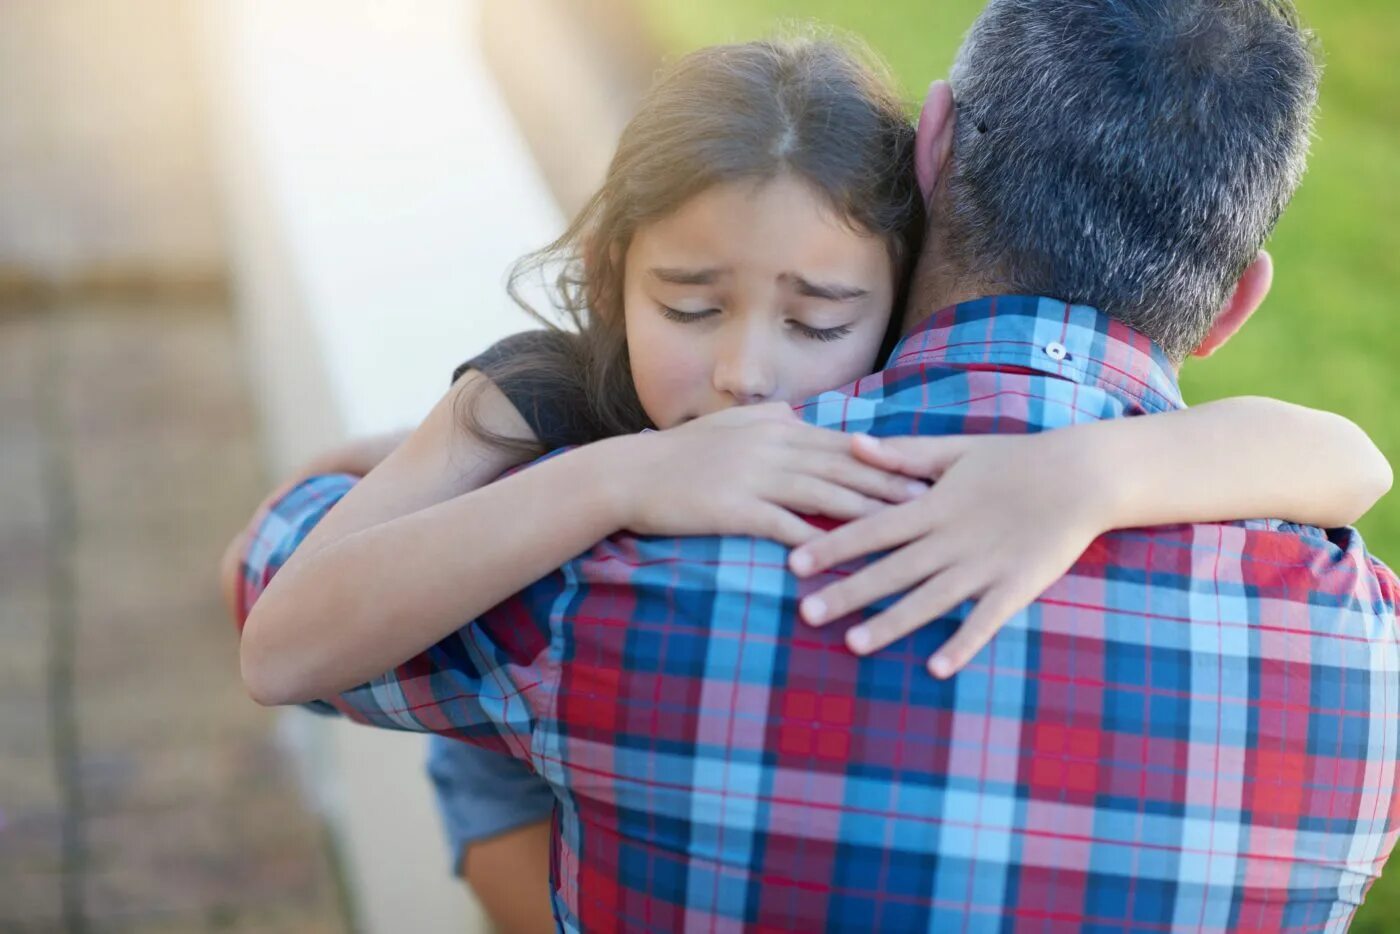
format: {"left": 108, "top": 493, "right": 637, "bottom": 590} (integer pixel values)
{"left": 944, "top": 0, "right": 1319, "bottom": 361}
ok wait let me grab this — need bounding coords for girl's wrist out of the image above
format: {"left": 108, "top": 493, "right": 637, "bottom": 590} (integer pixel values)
{"left": 577, "top": 433, "right": 653, "bottom": 531}
{"left": 1043, "top": 427, "right": 1126, "bottom": 535}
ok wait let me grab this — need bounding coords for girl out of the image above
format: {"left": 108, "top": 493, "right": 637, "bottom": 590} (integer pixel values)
{"left": 223, "top": 35, "right": 1389, "bottom": 933}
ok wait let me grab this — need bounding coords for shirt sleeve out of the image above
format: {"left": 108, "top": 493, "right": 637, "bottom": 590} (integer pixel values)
{"left": 236, "top": 474, "right": 540, "bottom": 757}
{"left": 452, "top": 329, "right": 598, "bottom": 452}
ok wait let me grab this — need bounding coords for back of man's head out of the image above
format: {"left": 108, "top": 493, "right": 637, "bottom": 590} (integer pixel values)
{"left": 942, "top": 0, "right": 1319, "bottom": 361}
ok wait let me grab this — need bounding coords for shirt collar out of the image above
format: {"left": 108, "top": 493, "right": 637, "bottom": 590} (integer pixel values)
{"left": 887, "top": 294, "right": 1186, "bottom": 414}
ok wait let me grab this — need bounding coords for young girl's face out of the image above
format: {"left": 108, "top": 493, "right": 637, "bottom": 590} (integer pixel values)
{"left": 622, "top": 174, "right": 897, "bottom": 429}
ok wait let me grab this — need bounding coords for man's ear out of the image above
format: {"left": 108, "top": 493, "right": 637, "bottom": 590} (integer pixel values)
{"left": 915, "top": 80, "right": 957, "bottom": 207}
{"left": 1192, "top": 251, "right": 1273, "bottom": 358}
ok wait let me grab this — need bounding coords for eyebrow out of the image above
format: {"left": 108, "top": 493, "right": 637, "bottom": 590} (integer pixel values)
{"left": 650, "top": 267, "right": 869, "bottom": 302}
{"left": 783, "top": 274, "right": 870, "bottom": 302}
{"left": 649, "top": 267, "right": 729, "bottom": 286}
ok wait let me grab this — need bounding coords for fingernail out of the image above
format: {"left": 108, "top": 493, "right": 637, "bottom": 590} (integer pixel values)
{"left": 929, "top": 656, "right": 953, "bottom": 679}
{"left": 801, "top": 596, "right": 827, "bottom": 625}
{"left": 905, "top": 481, "right": 927, "bottom": 498}
{"left": 790, "top": 550, "right": 813, "bottom": 575}
{"left": 846, "top": 626, "right": 871, "bottom": 654}
{"left": 854, "top": 433, "right": 880, "bottom": 450}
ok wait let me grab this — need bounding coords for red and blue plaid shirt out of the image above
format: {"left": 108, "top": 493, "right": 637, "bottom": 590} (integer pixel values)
{"left": 241, "top": 296, "right": 1400, "bottom": 932}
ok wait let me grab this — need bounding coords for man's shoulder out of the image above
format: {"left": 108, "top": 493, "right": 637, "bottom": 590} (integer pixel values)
{"left": 1087, "top": 518, "right": 1398, "bottom": 620}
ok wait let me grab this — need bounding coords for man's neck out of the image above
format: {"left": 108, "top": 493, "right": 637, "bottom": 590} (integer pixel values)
{"left": 900, "top": 264, "right": 989, "bottom": 336}
{"left": 898, "top": 227, "right": 996, "bottom": 335}
{"left": 901, "top": 286, "right": 986, "bottom": 333}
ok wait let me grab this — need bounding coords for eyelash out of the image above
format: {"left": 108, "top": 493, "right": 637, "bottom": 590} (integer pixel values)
{"left": 658, "top": 306, "right": 853, "bottom": 343}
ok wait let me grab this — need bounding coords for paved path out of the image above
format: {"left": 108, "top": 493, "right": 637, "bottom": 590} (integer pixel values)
{"left": 0, "top": 300, "right": 347, "bottom": 932}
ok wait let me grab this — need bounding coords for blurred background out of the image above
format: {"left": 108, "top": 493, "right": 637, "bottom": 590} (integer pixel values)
{"left": 0, "top": 1, "right": 1394, "bottom": 932}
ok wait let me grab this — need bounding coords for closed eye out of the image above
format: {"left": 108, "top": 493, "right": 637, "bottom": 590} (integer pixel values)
{"left": 660, "top": 305, "right": 852, "bottom": 343}
{"left": 659, "top": 305, "right": 720, "bottom": 323}
{"left": 790, "top": 320, "right": 854, "bottom": 342}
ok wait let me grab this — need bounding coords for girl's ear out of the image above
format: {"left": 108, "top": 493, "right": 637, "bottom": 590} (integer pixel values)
{"left": 915, "top": 81, "right": 957, "bottom": 208}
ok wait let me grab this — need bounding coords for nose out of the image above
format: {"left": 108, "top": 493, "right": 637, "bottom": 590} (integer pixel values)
{"left": 712, "top": 322, "right": 777, "bottom": 404}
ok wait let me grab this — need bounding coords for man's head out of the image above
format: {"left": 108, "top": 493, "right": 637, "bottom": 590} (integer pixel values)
{"left": 909, "top": 0, "right": 1320, "bottom": 363}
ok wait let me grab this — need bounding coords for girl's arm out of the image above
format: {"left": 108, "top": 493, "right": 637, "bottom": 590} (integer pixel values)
{"left": 238, "top": 372, "right": 556, "bottom": 704}
{"left": 1078, "top": 396, "right": 1392, "bottom": 530}
{"left": 787, "top": 395, "right": 1392, "bottom": 677}
{"left": 254, "top": 378, "right": 536, "bottom": 563}
{"left": 298, "top": 429, "right": 415, "bottom": 479}
{"left": 240, "top": 395, "right": 922, "bottom": 707}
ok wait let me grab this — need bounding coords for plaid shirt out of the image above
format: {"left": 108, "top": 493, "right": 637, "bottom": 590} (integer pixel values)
{"left": 240, "top": 296, "right": 1400, "bottom": 932}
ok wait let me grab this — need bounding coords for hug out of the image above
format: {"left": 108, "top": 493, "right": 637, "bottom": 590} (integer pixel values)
{"left": 221, "top": 1, "right": 1399, "bottom": 930}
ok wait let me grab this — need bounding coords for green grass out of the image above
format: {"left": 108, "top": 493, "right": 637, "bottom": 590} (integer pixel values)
{"left": 632, "top": 3, "right": 1400, "bottom": 930}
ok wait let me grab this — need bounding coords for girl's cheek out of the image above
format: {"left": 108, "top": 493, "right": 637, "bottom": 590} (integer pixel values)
{"left": 789, "top": 340, "right": 881, "bottom": 401}
{"left": 643, "top": 354, "right": 710, "bottom": 425}
{"left": 630, "top": 328, "right": 711, "bottom": 426}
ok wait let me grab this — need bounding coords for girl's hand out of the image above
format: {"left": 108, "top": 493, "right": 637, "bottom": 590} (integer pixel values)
{"left": 786, "top": 431, "right": 1111, "bottom": 678}
{"left": 612, "top": 403, "right": 928, "bottom": 548}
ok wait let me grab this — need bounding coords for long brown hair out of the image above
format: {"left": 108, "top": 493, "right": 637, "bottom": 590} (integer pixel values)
{"left": 462, "top": 30, "right": 924, "bottom": 458}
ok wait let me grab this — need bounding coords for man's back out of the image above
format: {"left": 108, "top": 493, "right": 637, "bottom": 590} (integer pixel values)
{"left": 319, "top": 297, "right": 1399, "bottom": 931}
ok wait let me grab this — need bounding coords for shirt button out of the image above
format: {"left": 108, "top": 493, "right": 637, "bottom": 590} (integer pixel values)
{"left": 1045, "top": 341, "right": 1068, "bottom": 361}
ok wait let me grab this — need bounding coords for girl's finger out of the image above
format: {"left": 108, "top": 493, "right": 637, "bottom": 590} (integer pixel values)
{"left": 747, "top": 504, "right": 823, "bottom": 548}
{"left": 925, "top": 585, "right": 1030, "bottom": 679}
{"left": 851, "top": 434, "right": 974, "bottom": 480}
{"left": 777, "top": 477, "right": 889, "bottom": 522}
{"left": 806, "top": 451, "right": 927, "bottom": 504}
{"left": 723, "top": 401, "right": 797, "bottom": 424}
{"left": 784, "top": 421, "right": 871, "bottom": 454}
{"left": 842, "top": 567, "right": 986, "bottom": 656}
{"left": 788, "top": 497, "right": 941, "bottom": 577}
{"left": 798, "top": 537, "right": 950, "bottom": 627}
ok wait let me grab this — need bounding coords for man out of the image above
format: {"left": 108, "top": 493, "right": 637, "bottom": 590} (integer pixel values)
{"left": 230, "top": 1, "right": 1399, "bottom": 929}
